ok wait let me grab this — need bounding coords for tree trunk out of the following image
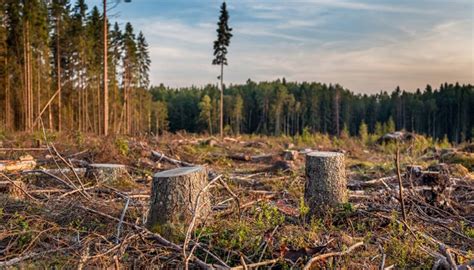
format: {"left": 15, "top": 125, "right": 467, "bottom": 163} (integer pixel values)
{"left": 56, "top": 18, "right": 62, "bottom": 132}
{"left": 304, "top": 151, "right": 347, "bottom": 217}
{"left": 220, "top": 63, "right": 224, "bottom": 138}
{"left": 103, "top": 0, "right": 109, "bottom": 136}
{"left": 147, "top": 166, "right": 210, "bottom": 239}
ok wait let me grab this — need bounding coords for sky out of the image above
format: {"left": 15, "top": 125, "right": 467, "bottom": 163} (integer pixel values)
{"left": 86, "top": 0, "right": 474, "bottom": 93}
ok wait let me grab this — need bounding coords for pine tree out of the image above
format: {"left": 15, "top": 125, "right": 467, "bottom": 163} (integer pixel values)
{"left": 50, "top": 0, "right": 70, "bottom": 131}
{"left": 232, "top": 94, "right": 243, "bottom": 134}
{"left": 0, "top": 3, "right": 8, "bottom": 129}
{"left": 212, "top": 1, "right": 232, "bottom": 138}
{"left": 86, "top": 6, "right": 104, "bottom": 134}
{"left": 386, "top": 116, "right": 396, "bottom": 133}
{"left": 122, "top": 22, "right": 137, "bottom": 134}
{"left": 359, "top": 121, "right": 368, "bottom": 144}
{"left": 199, "top": 95, "right": 213, "bottom": 135}
{"left": 109, "top": 22, "right": 122, "bottom": 133}
{"left": 70, "top": 0, "right": 88, "bottom": 132}
{"left": 136, "top": 31, "right": 150, "bottom": 89}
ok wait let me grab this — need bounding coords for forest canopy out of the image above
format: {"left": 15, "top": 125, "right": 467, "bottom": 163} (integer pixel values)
{"left": 149, "top": 81, "right": 473, "bottom": 143}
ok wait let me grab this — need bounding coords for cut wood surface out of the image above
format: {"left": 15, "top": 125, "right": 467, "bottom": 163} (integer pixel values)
{"left": 0, "top": 155, "right": 36, "bottom": 172}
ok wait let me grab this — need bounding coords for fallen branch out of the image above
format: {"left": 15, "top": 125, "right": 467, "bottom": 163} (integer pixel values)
{"left": 151, "top": 150, "right": 194, "bottom": 167}
{"left": 77, "top": 205, "right": 214, "bottom": 269}
{"left": 0, "top": 147, "right": 48, "bottom": 151}
{"left": 303, "top": 241, "right": 364, "bottom": 270}
{"left": 0, "top": 246, "right": 75, "bottom": 267}
{"left": 231, "top": 258, "right": 279, "bottom": 269}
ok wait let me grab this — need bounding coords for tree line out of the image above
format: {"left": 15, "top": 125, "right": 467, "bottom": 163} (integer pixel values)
{"left": 0, "top": 0, "right": 151, "bottom": 135}
{"left": 1, "top": 1, "right": 472, "bottom": 143}
{"left": 149, "top": 80, "right": 473, "bottom": 143}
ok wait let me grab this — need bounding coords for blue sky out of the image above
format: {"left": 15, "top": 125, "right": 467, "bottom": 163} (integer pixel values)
{"left": 86, "top": 0, "right": 473, "bottom": 93}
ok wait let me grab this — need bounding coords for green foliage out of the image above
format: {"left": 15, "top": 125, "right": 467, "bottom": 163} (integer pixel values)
{"left": 199, "top": 95, "right": 213, "bottom": 134}
{"left": 374, "top": 122, "right": 384, "bottom": 136}
{"left": 359, "top": 121, "right": 368, "bottom": 144}
{"left": 410, "top": 135, "right": 433, "bottom": 157}
{"left": 254, "top": 202, "right": 285, "bottom": 229}
{"left": 301, "top": 127, "right": 312, "bottom": 144}
{"left": 115, "top": 138, "right": 129, "bottom": 156}
{"left": 460, "top": 221, "right": 474, "bottom": 238}
{"left": 384, "top": 212, "right": 431, "bottom": 268}
{"left": 386, "top": 117, "right": 396, "bottom": 133}
{"left": 299, "top": 197, "right": 310, "bottom": 223}
{"left": 75, "top": 131, "right": 84, "bottom": 146}
{"left": 340, "top": 124, "right": 350, "bottom": 139}
{"left": 213, "top": 2, "right": 233, "bottom": 66}
{"left": 438, "top": 134, "right": 451, "bottom": 148}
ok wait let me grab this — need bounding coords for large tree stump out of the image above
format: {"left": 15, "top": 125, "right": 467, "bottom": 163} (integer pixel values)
{"left": 147, "top": 166, "right": 210, "bottom": 239}
{"left": 304, "top": 151, "right": 347, "bottom": 217}
{"left": 85, "top": 164, "right": 128, "bottom": 183}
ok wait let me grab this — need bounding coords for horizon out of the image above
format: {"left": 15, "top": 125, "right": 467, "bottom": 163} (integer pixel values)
{"left": 86, "top": 0, "right": 474, "bottom": 94}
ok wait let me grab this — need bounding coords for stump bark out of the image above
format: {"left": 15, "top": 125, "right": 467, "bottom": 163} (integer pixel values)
{"left": 304, "top": 151, "right": 347, "bottom": 216}
{"left": 147, "top": 166, "right": 210, "bottom": 239}
{"left": 85, "top": 164, "right": 128, "bottom": 183}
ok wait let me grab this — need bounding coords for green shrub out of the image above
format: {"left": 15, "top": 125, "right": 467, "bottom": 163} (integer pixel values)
{"left": 115, "top": 138, "right": 129, "bottom": 156}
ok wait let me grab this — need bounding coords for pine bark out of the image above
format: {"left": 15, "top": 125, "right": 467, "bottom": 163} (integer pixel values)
{"left": 147, "top": 166, "right": 210, "bottom": 239}
{"left": 304, "top": 151, "right": 347, "bottom": 217}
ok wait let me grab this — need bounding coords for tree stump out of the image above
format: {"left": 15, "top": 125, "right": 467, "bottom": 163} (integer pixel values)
{"left": 304, "top": 151, "right": 347, "bottom": 217}
{"left": 85, "top": 164, "right": 128, "bottom": 183}
{"left": 147, "top": 166, "right": 210, "bottom": 239}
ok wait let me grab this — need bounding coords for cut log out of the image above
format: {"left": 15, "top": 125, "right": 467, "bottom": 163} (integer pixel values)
{"left": 0, "top": 155, "right": 36, "bottom": 172}
{"left": 147, "top": 166, "right": 210, "bottom": 239}
{"left": 0, "top": 180, "right": 27, "bottom": 199}
{"left": 85, "top": 164, "right": 128, "bottom": 183}
{"left": 304, "top": 151, "right": 347, "bottom": 217}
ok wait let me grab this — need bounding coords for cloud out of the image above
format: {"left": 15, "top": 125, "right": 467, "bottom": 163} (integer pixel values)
{"left": 103, "top": 0, "right": 473, "bottom": 92}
